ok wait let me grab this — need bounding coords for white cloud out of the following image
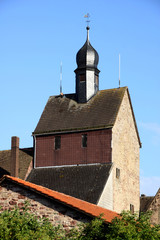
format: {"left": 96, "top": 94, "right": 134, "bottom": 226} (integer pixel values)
{"left": 140, "top": 176, "right": 160, "bottom": 196}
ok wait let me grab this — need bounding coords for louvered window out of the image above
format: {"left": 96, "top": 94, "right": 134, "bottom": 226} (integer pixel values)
{"left": 55, "top": 136, "right": 61, "bottom": 150}
{"left": 82, "top": 134, "right": 87, "bottom": 148}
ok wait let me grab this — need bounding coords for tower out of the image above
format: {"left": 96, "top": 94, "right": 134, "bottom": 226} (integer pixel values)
{"left": 75, "top": 27, "right": 100, "bottom": 103}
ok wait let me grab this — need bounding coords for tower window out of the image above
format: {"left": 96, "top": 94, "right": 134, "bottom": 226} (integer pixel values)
{"left": 79, "top": 74, "right": 86, "bottom": 82}
{"left": 116, "top": 168, "right": 120, "bottom": 179}
{"left": 130, "top": 204, "right": 134, "bottom": 214}
{"left": 55, "top": 136, "right": 61, "bottom": 150}
{"left": 82, "top": 134, "right": 87, "bottom": 148}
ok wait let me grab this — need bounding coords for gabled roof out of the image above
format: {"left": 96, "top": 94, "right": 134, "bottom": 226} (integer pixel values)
{"left": 0, "top": 148, "right": 33, "bottom": 179}
{"left": 27, "top": 163, "right": 112, "bottom": 204}
{"left": 140, "top": 195, "right": 154, "bottom": 212}
{"left": 0, "top": 175, "right": 119, "bottom": 223}
{"left": 140, "top": 188, "right": 160, "bottom": 212}
{"left": 33, "top": 87, "right": 127, "bottom": 135}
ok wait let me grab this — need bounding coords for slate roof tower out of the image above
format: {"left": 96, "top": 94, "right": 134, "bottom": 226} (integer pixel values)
{"left": 28, "top": 26, "right": 141, "bottom": 215}
{"left": 75, "top": 26, "right": 100, "bottom": 103}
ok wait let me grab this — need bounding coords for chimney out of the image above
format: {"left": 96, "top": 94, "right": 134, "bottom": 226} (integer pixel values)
{"left": 11, "top": 136, "right": 19, "bottom": 177}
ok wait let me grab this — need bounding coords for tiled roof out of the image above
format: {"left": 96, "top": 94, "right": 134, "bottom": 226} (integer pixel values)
{"left": 0, "top": 148, "right": 33, "bottom": 179}
{"left": 33, "top": 87, "right": 127, "bottom": 135}
{"left": 0, "top": 175, "right": 119, "bottom": 223}
{"left": 27, "top": 164, "right": 112, "bottom": 204}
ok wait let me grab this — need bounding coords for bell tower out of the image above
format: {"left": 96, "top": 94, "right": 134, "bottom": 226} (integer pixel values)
{"left": 75, "top": 27, "right": 100, "bottom": 103}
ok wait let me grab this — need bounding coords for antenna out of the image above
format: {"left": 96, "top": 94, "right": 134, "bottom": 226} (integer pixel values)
{"left": 60, "top": 61, "right": 62, "bottom": 95}
{"left": 119, "top": 54, "right": 120, "bottom": 88}
{"left": 84, "top": 13, "right": 90, "bottom": 27}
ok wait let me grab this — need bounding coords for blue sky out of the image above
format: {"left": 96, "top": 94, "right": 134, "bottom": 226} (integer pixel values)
{"left": 0, "top": 0, "right": 160, "bottom": 196}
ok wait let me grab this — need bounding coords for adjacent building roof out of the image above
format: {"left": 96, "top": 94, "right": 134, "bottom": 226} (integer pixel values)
{"left": 27, "top": 163, "right": 112, "bottom": 204}
{"left": 33, "top": 87, "right": 127, "bottom": 135}
{"left": 0, "top": 175, "right": 119, "bottom": 223}
{"left": 0, "top": 148, "right": 33, "bottom": 179}
{"left": 140, "top": 195, "right": 154, "bottom": 212}
{"left": 140, "top": 188, "right": 160, "bottom": 213}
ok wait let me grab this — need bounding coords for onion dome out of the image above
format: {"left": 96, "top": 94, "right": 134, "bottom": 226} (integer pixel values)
{"left": 76, "top": 26, "right": 99, "bottom": 69}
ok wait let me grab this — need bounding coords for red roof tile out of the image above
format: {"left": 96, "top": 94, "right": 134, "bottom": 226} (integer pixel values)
{"left": 1, "top": 175, "right": 119, "bottom": 223}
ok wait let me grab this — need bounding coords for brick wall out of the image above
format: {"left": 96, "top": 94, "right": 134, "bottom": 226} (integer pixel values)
{"left": 112, "top": 90, "right": 140, "bottom": 213}
{"left": 35, "top": 129, "right": 112, "bottom": 167}
{"left": 0, "top": 181, "right": 91, "bottom": 230}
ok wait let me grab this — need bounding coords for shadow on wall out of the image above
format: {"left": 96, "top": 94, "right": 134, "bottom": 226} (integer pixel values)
{"left": 0, "top": 167, "right": 10, "bottom": 179}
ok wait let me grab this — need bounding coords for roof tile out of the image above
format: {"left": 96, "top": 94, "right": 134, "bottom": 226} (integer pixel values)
{"left": 1, "top": 175, "right": 119, "bottom": 223}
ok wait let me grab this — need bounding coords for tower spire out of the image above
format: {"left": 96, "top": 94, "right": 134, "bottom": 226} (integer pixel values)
{"left": 86, "top": 26, "right": 90, "bottom": 42}
{"left": 84, "top": 13, "right": 90, "bottom": 42}
{"left": 75, "top": 22, "right": 100, "bottom": 103}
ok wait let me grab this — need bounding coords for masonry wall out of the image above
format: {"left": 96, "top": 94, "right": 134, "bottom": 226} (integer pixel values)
{"left": 149, "top": 190, "right": 160, "bottom": 225}
{"left": 35, "top": 129, "right": 112, "bottom": 167}
{"left": 112, "top": 90, "right": 140, "bottom": 213}
{"left": 0, "top": 181, "right": 91, "bottom": 230}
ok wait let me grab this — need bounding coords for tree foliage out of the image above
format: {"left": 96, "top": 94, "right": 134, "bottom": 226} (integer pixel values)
{"left": 0, "top": 204, "right": 159, "bottom": 239}
{"left": 0, "top": 203, "right": 64, "bottom": 240}
{"left": 105, "top": 211, "right": 160, "bottom": 240}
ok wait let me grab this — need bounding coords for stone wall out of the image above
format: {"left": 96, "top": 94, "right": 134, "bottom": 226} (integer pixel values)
{"left": 149, "top": 189, "right": 160, "bottom": 225}
{"left": 0, "top": 181, "right": 91, "bottom": 230}
{"left": 112, "top": 90, "right": 140, "bottom": 213}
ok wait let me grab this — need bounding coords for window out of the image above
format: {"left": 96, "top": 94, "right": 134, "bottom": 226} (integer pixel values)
{"left": 79, "top": 74, "right": 86, "bottom": 82}
{"left": 55, "top": 136, "right": 61, "bottom": 150}
{"left": 116, "top": 168, "right": 120, "bottom": 179}
{"left": 130, "top": 204, "right": 134, "bottom": 214}
{"left": 82, "top": 134, "right": 87, "bottom": 148}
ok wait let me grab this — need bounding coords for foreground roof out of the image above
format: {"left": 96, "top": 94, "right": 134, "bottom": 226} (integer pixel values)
{"left": 0, "top": 175, "right": 119, "bottom": 223}
{"left": 0, "top": 148, "right": 33, "bottom": 179}
{"left": 27, "top": 164, "right": 112, "bottom": 204}
{"left": 33, "top": 87, "right": 127, "bottom": 135}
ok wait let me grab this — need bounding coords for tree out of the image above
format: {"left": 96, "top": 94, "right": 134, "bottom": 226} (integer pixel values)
{"left": 0, "top": 203, "right": 64, "bottom": 240}
{"left": 0, "top": 204, "right": 160, "bottom": 239}
{"left": 105, "top": 211, "right": 160, "bottom": 240}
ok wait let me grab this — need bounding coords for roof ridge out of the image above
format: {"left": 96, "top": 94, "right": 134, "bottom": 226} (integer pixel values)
{"left": 1, "top": 175, "right": 119, "bottom": 223}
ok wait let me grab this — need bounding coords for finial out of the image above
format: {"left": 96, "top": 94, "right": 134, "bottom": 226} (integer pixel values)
{"left": 119, "top": 54, "right": 120, "bottom": 88}
{"left": 60, "top": 61, "right": 62, "bottom": 95}
{"left": 84, "top": 13, "right": 90, "bottom": 27}
{"left": 84, "top": 13, "right": 90, "bottom": 42}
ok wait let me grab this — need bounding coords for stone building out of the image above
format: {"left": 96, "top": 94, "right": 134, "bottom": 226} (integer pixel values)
{"left": 0, "top": 175, "right": 119, "bottom": 229}
{"left": 140, "top": 188, "right": 160, "bottom": 225}
{"left": 27, "top": 26, "right": 141, "bottom": 214}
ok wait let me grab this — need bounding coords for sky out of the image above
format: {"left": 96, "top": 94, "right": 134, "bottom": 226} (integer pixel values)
{"left": 0, "top": 0, "right": 160, "bottom": 196}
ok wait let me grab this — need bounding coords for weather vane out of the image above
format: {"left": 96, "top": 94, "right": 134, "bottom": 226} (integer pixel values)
{"left": 84, "top": 13, "right": 90, "bottom": 27}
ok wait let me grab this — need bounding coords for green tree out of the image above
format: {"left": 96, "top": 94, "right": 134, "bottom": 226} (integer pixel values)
{"left": 105, "top": 211, "right": 160, "bottom": 240}
{"left": 0, "top": 203, "right": 65, "bottom": 240}
{"left": 0, "top": 204, "right": 160, "bottom": 240}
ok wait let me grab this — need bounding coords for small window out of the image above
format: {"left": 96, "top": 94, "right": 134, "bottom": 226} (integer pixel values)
{"left": 82, "top": 134, "right": 87, "bottom": 148}
{"left": 55, "top": 136, "right": 61, "bottom": 150}
{"left": 79, "top": 74, "right": 86, "bottom": 82}
{"left": 116, "top": 168, "right": 120, "bottom": 179}
{"left": 130, "top": 204, "right": 134, "bottom": 214}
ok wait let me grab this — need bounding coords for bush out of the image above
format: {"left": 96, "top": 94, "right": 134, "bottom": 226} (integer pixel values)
{"left": 0, "top": 203, "right": 64, "bottom": 240}
{"left": 105, "top": 211, "right": 160, "bottom": 240}
{"left": 0, "top": 204, "right": 159, "bottom": 239}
